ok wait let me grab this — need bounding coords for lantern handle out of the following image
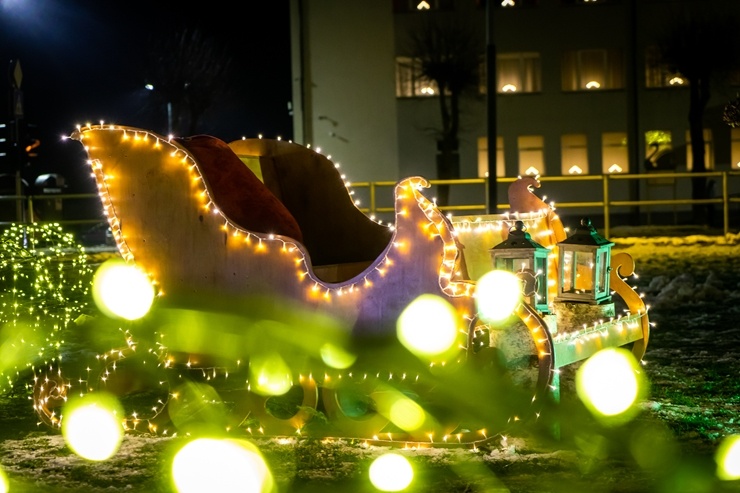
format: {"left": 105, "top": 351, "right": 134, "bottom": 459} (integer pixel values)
{"left": 509, "top": 220, "right": 527, "bottom": 233}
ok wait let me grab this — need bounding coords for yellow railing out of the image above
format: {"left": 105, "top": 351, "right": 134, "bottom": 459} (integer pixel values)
{"left": 2, "top": 171, "right": 739, "bottom": 238}
{"left": 351, "top": 171, "right": 740, "bottom": 237}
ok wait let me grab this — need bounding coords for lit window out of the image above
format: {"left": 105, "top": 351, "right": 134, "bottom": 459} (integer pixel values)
{"left": 731, "top": 129, "right": 740, "bottom": 169}
{"left": 396, "top": 57, "right": 439, "bottom": 97}
{"left": 477, "top": 136, "right": 506, "bottom": 178}
{"left": 518, "top": 135, "right": 544, "bottom": 176}
{"left": 601, "top": 132, "right": 628, "bottom": 174}
{"left": 393, "top": 0, "right": 453, "bottom": 12}
{"left": 645, "top": 46, "right": 688, "bottom": 88}
{"left": 561, "top": 134, "right": 588, "bottom": 175}
{"left": 562, "top": 49, "right": 624, "bottom": 91}
{"left": 686, "top": 129, "right": 714, "bottom": 171}
{"left": 644, "top": 130, "right": 674, "bottom": 171}
{"left": 482, "top": 52, "right": 541, "bottom": 94}
{"left": 498, "top": 0, "right": 538, "bottom": 7}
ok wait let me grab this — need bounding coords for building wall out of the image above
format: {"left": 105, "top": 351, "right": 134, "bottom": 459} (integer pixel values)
{"left": 292, "top": 0, "right": 740, "bottom": 211}
{"left": 290, "top": 0, "right": 399, "bottom": 183}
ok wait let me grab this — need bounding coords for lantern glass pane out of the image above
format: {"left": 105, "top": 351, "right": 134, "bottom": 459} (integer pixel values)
{"left": 596, "top": 250, "right": 608, "bottom": 294}
{"left": 495, "top": 257, "right": 531, "bottom": 272}
{"left": 562, "top": 250, "right": 574, "bottom": 292}
{"left": 562, "top": 249, "right": 594, "bottom": 294}
{"left": 574, "top": 251, "right": 594, "bottom": 293}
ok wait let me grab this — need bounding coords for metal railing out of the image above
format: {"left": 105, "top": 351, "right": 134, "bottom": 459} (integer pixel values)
{"left": 351, "top": 170, "right": 740, "bottom": 237}
{"left": 2, "top": 170, "right": 739, "bottom": 239}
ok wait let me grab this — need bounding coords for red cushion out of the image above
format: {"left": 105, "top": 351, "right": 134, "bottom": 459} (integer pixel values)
{"left": 175, "top": 135, "right": 304, "bottom": 243}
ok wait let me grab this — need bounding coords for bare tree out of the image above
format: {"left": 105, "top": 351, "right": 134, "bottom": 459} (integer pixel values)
{"left": 144, "top": 27, "right": 234, "bottom": 136}
{"left": 654, "top": 6, "right": 740, "bottom": 223}
{"left": 406, "top": 13, "right": 482, "bottom": 207}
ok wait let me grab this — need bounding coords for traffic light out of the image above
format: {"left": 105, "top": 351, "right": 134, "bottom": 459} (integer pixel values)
{"left": 24, "top": 122, "right": 40, "bottom": 161}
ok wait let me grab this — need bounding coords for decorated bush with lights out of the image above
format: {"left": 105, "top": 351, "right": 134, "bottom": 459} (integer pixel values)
{"left": 0, "top": 222, "right": 94, "bottom": 394}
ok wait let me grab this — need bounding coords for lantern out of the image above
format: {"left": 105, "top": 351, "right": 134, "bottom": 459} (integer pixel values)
{"left": 489, "top": 220, "right": 550, "bottom": 312}
{"left": 555, "top": 218, "right": 613, "bottom": 304}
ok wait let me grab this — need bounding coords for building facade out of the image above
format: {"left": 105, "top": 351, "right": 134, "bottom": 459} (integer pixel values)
{"left": 290, "top": 0, "right": 740, "bottom": 216}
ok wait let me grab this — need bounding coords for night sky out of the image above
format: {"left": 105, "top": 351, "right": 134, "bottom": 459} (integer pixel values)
{"left": 0, "top": 0, "right": 292, "bottom": 190}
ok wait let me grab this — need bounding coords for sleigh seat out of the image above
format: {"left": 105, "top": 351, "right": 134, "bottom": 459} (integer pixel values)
{"left": 175, "top": 135, "right": 393, "bottom": 283}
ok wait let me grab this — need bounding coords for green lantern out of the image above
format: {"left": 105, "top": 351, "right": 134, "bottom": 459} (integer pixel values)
{"left": 489, "top": 220, "right": 550, "bottom": 313}
{"left": 555, "top": 218, "right": 613, "bottom": 305}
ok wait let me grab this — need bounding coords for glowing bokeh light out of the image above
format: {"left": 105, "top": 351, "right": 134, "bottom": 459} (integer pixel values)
{"left": 369, "top": 453, "right": 414, "bottom": 491}
{"left": 475, "top": 270, "right": 522, "bottom": 322}
{"left": 576, "top": 348, "right": 642, "bottom": 419}
{"left": 716, "top": 434, "right": 740, "bottom": 481}
{"left": 171, "top": 438, "right": 274, "bottom": 493}
{"left": 167, "top": 382, "right": 227, "bottom": 433}
{"left": 389, "top": 395, "right": 426, "bottom": 431}
{"left": 320, "top": 343, "right": 357, "bottom": 369}
{"left": 0, "top": 466, "right": 7, "bottom": 493}
{"left": 249, "top": 352, "right": 293, "bottom": 396}
{"left": 62, "top": 393, "right": 124, "bottom": 461}
{"left": 397, "top": 294, "right": 458, "bottom": 357}
{"left": 92, "top": 259, "right": 155, "bottom": 320}
{"left": 0, "top": 323, "right": 41, "bottom": 375}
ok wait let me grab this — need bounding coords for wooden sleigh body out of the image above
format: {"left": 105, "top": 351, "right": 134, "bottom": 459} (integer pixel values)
{"left": 33, "top": 124, "right": 649, "bottom": 445}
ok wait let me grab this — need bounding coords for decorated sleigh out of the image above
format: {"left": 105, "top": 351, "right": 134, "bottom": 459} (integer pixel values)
{"left": 34, "top": 124, "right": 649, "bottom": 446}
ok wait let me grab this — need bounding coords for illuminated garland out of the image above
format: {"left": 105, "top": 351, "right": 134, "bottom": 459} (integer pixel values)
{"left": 0, "top": 223, "right": 93, "bottom": 393}
{"left": 72, "top": 125, "right": 474, "bottom": 304}
{"left": 32, "top": 123, "right": 652, "bottom": 452}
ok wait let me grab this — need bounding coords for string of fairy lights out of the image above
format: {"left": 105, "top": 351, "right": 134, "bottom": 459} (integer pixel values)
{"left": 0, "top": 223, "right": 94, "bottom": 393}
{"left": 20, "top": 122, "right": 650, "bottom": 451}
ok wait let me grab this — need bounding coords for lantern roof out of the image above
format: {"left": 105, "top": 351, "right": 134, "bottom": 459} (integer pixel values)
{"left": 559, "top": 218, "right": 614, "bottom": 247}
{"left": 491, "top": 220, "right": 547, "bottom": 251}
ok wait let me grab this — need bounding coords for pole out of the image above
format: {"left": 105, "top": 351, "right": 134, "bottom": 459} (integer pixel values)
{"left": 485, "top": 0, "right": 497, "bottom": 214}
{"left": 626, "top": 0, "right": 640, "bottom": 225}
{"left": 167, "top": 101, "right": 173, "bottom": 135}
{"left": 9, "top": 59, "right": 25, "bottom": 222}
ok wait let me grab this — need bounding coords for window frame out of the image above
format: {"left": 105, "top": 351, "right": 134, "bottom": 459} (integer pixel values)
{"left": 395, "top": 56, "right": 440, "bottom": 98}
{"left": 561, "top": 48, "right": 625, "bottom": 91}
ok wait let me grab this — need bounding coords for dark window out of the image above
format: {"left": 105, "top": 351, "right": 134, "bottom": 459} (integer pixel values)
{"left": 561, "top": 0, "right": 621, "bottom": 4}
{"left": 562, "top": 49, "right": 624, "bottom": 91}
{"left": 645, "top": 46, "right": 687, "bottom": 88}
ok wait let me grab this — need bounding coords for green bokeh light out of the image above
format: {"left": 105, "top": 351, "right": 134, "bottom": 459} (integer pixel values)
{"left": 0, "top": 466, "right": 7, "bottom": 493}
{"left": 369, "top": 453, "right": 414, "bottom": 491}
{"left": 716, "top": 434, "right": 740, "bottom": 481}
{"left": 475, "top": 270, "right": 522, "bottom": 322}
{"left": 171, "top": 438, "right": 274, "bottom": 493}
{"left": 389, "top": 395, "right": 426, "bottom": 431}
{"left": 576, "top": 347, "right": 645, "bottom": 424}
{"left": 320, "top": 342, "right": 357, "bottom": 369}
{"left": 397, "top": 294, "right": 458, "bottom": 358}
{"left": 249, "top": 352, "right": 293, "bottom": 396}
{"left": 167, "top": 382, "right": 228, "bottom": 434}
{"left": 0, "top": 322, "right": 41, "bottom": 376}
{"left": 92, "top": 259, "right": 155, "bottom": 320}
{"left": 62, "top": 392, "right": 124, "bottom": 461}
